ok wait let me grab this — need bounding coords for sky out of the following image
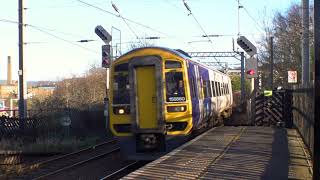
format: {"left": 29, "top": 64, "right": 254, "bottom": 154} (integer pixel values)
{"left": 0, "top": 0, "right": 299, "bottom": 81}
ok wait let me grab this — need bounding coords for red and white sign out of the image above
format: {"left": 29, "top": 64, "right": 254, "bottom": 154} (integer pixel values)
{"left": 288, "top": 71, "right": 297, "bottom": 83}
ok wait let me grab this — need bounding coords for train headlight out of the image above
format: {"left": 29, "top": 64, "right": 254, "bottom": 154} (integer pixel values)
{"left": 167, "top": 105, "right": 187, "bottom": 112}
{"left": 118, "top": 109, "right": 125, "bottom": 114}
{"left": 113, "top": 106, "right": 130, "bottom": 115}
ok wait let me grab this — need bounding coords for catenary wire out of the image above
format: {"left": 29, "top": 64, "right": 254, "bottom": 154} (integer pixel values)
{"left": 0, "top": 18, "right": 98, "bottom": 54}
{"left": 76, "top": 0, "right": 196, "bottom": 50}
{"left": 111, "top": 1, "right": 143, "bottom": 44}
{"left": 182, "top": 0, "right": 224, "bottom": 68}
{"left": 29, "top": 25, "right": 99, "bottom": 54}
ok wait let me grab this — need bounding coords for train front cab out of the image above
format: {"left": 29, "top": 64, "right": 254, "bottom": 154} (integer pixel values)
{"left": 109, "top": 49, "right": 193, "bottom": 160}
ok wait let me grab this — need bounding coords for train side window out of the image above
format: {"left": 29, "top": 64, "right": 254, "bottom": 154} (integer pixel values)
{"left": 199, "top": 76, "right": 203, "bottom": 99}
{"left": 208, "top": 81, "right": 212, "bottom": 97}
{"left": 205, "top": 81, "right": 211, "bottom": 98}
{"left": 226, "top": 84, "right": 229, "bottom": 94}
{"left": 225, "top": 84, "right": 228, "bottom": 94}
{"left": 221, "top": 83, "right": 225, "bottom": 95}
{"left": 190, "top": 78, "right": 196, "bottom": 98}
{"left": 225, "top": 84, "right": 227, "bottom": 94}
{"left": 222, "top": 83, "right": 227, "bottom": 95}
{"left": 223, "top": 83, "right": 225, "bottom": 95}
{"left": 212, "top": 81, "right": 216, "bottom": 97}
{"left": 203, "top": 81, "right": 208, "bottom": 98}
{"left": 165, "top": 61, "right": 182, "bottom": 69}
{"left": 215, "top": 82, "right": 218, "bottom": 96}
{"left": 216, "top": 82, "right": 220, "bottom": 96}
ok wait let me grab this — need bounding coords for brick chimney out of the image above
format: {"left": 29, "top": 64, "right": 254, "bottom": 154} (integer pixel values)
{"left": 7, "top": 56, "right": 12, "bottom": 85}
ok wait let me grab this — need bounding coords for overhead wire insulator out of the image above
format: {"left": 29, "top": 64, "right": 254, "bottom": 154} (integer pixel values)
{"left": 183, "top": 0, "right": 192, "bottom": 15}
{"left": 111, "top": 1, "right": 119, "bottom": 13}
{"left": 144, "top": 36, "right": 160, "bottom": 39}
{"left": 77, "top": 39, "right": 95, "bottom": 42}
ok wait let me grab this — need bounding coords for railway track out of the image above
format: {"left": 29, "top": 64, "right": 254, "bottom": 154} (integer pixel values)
{"left": 98, "top": 126, "right": 219, "bottom": 180}
{"left": 100, "top": 161, "right": 147, "bottom": 180}
{"left": 7, "top": 139, "right": 119, "bottom": 180}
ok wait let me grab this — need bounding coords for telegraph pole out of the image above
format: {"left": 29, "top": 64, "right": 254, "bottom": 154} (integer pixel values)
{"left": 313, "top": 0, "right": 319, "bottom": 179}
{"left": 18, "top": 0, "right": 26, "bottom": 130}
{"left": 270, "top": 36, "right": 274, "bottom": 89}
{"left": 302, "top": 0, "right": 310, "bottom": 84}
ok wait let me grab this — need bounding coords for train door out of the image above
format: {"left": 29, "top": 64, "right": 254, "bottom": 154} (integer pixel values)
{"left": 129, "top": 56, "right": 165, "bottom": 152}
{"left": 195, "top": 65, "right": 203, "bottom": 127}
{"left": 136, "top": 66, "right": 157, "bottom": 129}
{"left": 128, "top": 56, "right": 165, "bottom": 133}
{"left": 212, "top": 73, "right": 218, "bottom": 114}
{"left": 215, "top": 75, "right": 221, "bottom": 113}
{"left": 187, "top": 63, "right": 200, "bottom": 127}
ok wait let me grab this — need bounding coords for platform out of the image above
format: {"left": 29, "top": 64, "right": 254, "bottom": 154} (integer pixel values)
{"left": 123, "top": 126, "right": 313, "bottom": 179}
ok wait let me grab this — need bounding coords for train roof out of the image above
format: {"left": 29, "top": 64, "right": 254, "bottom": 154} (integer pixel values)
{"left": 116, "top": 46, "right": 191, "bottom": 60}
{"left": 115, "top": 46, "right": 228, "bottom": 76}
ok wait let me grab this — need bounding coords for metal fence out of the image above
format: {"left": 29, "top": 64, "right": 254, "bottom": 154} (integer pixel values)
{"left": 292, "top": 83, "right": 314, "bottom": 156}
{"left": 253, "top": 90, "right": 293, "bottom": 127}
{"left": 0, "top": 109, "right": 107, "bottom": 139}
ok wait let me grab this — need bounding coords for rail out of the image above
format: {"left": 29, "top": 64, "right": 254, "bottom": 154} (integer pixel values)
{"left": 5, "top": 139, "right": 119, "bottom": 179}
{"left": 100, "top": 161, "right": 143, "bottom": 180}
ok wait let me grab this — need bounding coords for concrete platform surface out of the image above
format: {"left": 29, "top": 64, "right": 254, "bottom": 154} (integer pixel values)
{"left": 122, "top": 126, "right": 313, "bottom": 180}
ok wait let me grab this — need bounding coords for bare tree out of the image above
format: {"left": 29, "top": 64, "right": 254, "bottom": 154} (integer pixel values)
{"left": 258, "top": 3, "right": 314, "bottom": 89}
{"left": 127, "top": 38, "right": 155, "bottom": 51}
{"left": 29, "top": 65, "right": 107, "bottom": 111}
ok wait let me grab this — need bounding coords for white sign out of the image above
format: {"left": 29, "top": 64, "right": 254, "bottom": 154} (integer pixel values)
{"left": 288, "top": 71, "right": 297, "bottom": 83}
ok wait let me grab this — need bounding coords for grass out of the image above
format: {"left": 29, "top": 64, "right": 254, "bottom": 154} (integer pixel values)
{"left": 0, "top": 136, "right": 101, "bottom": 154}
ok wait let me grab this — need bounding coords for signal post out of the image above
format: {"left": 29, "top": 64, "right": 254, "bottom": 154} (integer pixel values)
{"left": 95, "top": 25, "right": 112, "bottom": 130}
{"left": 237, "top": 36, "right": 257, "bottom": 124}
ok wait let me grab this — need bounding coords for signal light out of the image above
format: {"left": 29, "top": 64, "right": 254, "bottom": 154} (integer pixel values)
{"left": 245, "top": 57, "right": 258, "bottom": 78}
{"left": 247, "top": 69, "right": 255, "bottom": 75}
{"left": 102, "top": 45, "right": 111, "bottom": 68}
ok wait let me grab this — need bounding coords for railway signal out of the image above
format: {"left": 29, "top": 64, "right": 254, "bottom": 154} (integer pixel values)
{"left": 95, "top": 25, "right": 112, "bottom": 45}
{"left": 245, "top": 57, "right": 258, "bottom": 78}
{"left": 247, "top": 69, "right": 255, "bottom": 75}
{"left": 237, "top": 36, "right": 257, "bottom": 57}
{"left": 102, "top": 45, "right": 111, "bottom": 68}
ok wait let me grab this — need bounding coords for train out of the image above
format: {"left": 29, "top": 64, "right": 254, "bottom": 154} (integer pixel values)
{"left": 108, "top": 46, "right": 233, "bottom": 160}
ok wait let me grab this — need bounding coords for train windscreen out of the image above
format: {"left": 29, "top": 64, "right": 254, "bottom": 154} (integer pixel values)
{"left": 113, "top": 63, "right": 130, "bottom": 104}
{"left": 165, "top": 72, "right": 186, "bottom": 102}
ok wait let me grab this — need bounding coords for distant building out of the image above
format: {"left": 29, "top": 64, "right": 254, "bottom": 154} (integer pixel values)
{"left": 0, "top": 56, "right": 56, "bottom": 115}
